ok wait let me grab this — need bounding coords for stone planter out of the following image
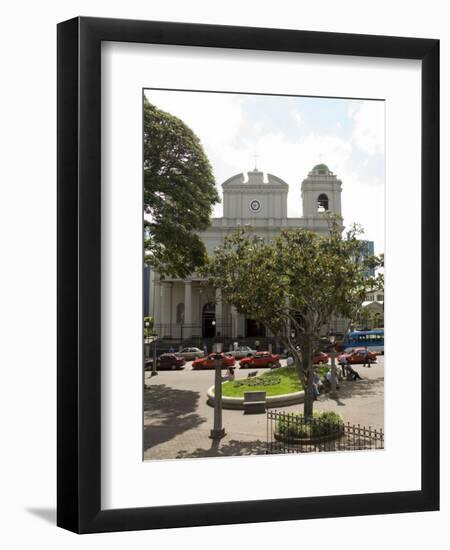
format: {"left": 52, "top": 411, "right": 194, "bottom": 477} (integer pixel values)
{"left": 207, "top": 385, "right": 305, "bottom": 410}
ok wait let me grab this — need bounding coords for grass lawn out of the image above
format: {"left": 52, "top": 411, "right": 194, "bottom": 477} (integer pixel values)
{"left": 221, "top": 366, "right": 329, "bottom": 398}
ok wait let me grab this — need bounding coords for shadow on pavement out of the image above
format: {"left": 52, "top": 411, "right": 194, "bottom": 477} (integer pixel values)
{"left": 321, "top": 376, "right": 383, "bottom": 405}
{"left": 176, "top": 438, "right": 268, "bottom": 458}
{"left": 144, "top": 384, "right": 207, "bottom": 451}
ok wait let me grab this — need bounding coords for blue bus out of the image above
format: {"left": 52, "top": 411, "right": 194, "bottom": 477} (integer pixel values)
{"left": 340, "top": 329, "right": 384, "bottom": 354}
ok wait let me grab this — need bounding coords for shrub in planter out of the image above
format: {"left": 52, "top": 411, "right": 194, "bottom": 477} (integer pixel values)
{"left": 277, "top": 410, "right": 343, "bottom": 440}
{"left": 234, "top": 373, "right": 281, "bottom": 388}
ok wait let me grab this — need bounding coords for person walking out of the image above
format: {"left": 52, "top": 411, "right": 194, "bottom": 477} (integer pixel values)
{"left": 339, "top": 354, "right": 348, "bottom": 378}
{"left": 362, "top": 346, "right": 371, "bottom": 368}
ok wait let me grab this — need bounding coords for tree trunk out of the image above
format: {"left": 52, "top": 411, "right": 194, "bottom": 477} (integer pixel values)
{"left": 301, "top": 337, "right": 314, "bottom": 419}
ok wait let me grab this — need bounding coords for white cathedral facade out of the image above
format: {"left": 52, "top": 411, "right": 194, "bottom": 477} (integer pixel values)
{"left": 150, "top": 163, "right": 343, "bottom": 342}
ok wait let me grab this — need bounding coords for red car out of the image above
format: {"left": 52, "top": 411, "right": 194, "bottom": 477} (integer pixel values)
{"left": 338, "top": 348, "right": 377, "bottom": 364}
{"left": 144, "top": 353, "right": 186, "bottom": 371}
{"left": 239, "top": 351, "right": 280, "bottom": 369}
{"left": 192, "top": 353, "right": 236, "bottom": 370}
{"left": 312, "top": 352, "right": 329, "bottom": 365}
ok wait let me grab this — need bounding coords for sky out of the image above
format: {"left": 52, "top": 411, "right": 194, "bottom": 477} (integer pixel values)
{"left": 144, "top": 89, "right": 385, "bottom": 255}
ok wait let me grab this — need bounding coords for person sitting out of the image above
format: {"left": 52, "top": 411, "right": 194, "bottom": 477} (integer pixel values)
{"left": 312, "top": 370, "right": 321, "bottom": 400}
{"left": 346, "top": 363, "right": 363, "bottom": 380}
{"left": 323, "top": 369, "right": 339, "bottom": 391}
{"left": 226, "top": 366, "right": 235, "bottom": 381}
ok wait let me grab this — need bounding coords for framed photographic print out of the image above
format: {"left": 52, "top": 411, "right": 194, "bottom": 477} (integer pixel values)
{"left": 57, "top": 17, "right": 439, "bottom": 533}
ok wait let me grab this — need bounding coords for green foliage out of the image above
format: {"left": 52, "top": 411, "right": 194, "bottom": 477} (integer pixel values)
{"left": 359, "top": 306, "right": 384, "bottom": 329}
{"left": 222, "top": 366, "right": 328, "bottom": 398}
{"left": 277, "top": 410, "right": 344, "bottom": 439}
{"left": 223, "top": 367, "right": 299, "bottom": 397}
{"left": 143, "top": 316, "right": 154, "bottom": 338}
{"left": 317, "top": 410, "right": 344, "bottom": 424}
{"left": 233, "top": 374, "right": 281, "bottom": 387}
{"left": 143, "top": 97, "right": 220, "bottom": 278}
{"left": 201, "top": 214, "right": 383, "bottom": 416}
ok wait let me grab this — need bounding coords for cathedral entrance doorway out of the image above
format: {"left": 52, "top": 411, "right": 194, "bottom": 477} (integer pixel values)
{"left": 202, "top": 303, "right": 216, "bottom": 338}
{"left": 246, "top": 318, "right": 266, "bottom": 338}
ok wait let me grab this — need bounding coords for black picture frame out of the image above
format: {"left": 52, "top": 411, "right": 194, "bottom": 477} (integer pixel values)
{"left": 57, "top": 16, "right": 439, "bottom": 533}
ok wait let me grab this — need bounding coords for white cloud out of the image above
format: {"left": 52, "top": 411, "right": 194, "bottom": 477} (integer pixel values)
{"left": 144, "top": 89, "right": 244, "bottom": 161}
{"left": 349, "top": 101, "right": 385, "bottom": 156}
{"left": 293, "top": 110, "right": 303, "bottom": 127}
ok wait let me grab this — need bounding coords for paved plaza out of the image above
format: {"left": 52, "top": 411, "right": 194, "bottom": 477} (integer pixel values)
{"left": 144, "top": 357, "right": 384, "bottom": 460}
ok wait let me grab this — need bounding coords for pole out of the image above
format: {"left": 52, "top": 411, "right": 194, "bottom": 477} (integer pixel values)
{"left": 150, "top": 273, "right": 158, "bottom": 377}
{"left": 330, "top": 348, "right": 337, "bottom": 396}
{"left": 210, "top": 353, "right": 225, "bottom": 439}
{"left": 152, "top": 337, "right": 158, "bottom": 377}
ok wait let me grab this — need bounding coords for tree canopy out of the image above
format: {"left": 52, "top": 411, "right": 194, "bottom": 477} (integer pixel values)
{"left": 144, "top": 97, "right": 220, "bottom": 278}
{"left": 201, "top": 216, "right": 383, "bottom": 417}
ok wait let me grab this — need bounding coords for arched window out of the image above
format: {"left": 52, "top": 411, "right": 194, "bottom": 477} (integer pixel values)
{"left": 176, "top": 303, "right": 185, "bottom": 324}
{"left": 317, "top": 193, "right": 329, "bottom": 212}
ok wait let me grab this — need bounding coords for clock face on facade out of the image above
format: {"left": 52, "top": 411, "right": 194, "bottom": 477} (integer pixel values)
{"left": 249, "top": 199, "right": 261, "bottom": 213}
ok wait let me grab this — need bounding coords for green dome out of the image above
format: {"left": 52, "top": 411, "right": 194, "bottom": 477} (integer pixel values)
{"left": 312, "top": 163, "right": 330, "bottom": 173}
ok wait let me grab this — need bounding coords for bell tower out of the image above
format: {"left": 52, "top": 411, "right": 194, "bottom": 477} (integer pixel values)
{"left": 301, "top": 164, "right": 342, "bottom": 219}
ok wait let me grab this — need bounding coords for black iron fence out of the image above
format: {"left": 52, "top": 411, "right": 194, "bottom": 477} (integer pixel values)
{"left": 267, "top": 410, "right": 384, "bottom": 454}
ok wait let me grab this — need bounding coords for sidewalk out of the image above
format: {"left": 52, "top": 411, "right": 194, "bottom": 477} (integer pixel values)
{"left": 313, "top": 361, "right": 384, "bottom": 428}
{"left": 144, "top": 358, "right": 384, "bottom": 460}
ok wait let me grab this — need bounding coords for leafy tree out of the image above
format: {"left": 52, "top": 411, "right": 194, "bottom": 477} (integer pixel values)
{"left": 144, "top": 97, "right": 220, "bottom": 278}
{"left": 143, "top": 316, "right": 155, "bottom": 338}
{"left": 202, "top": 216, "right": 383, "bottom": 418}
{"left": 359, "top": 305, "right": 384, "bottom": 329}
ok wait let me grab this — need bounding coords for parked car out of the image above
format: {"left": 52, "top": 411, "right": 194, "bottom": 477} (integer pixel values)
{"left": 177, "top": 347, "right": 205, "bottom": 360}
{"left": 239, "top": 351, "right": 280, "bottom": 369}
{"left": 286, "top": 351, "right": 329, "bottom": 365}
{"left": 312, "top": 351, "right": 329, "bottom": 365}
{"left": 192, "top": 353, "right": 236, "bottom": 370}
{"left": 338, "top": 348, "right": 377, "bottom": 364}
{"left": 228, "top": 345, "right": 256, "bottom": 359}
{"left": 145, "top": 353, "right": 186, "bottom": 371}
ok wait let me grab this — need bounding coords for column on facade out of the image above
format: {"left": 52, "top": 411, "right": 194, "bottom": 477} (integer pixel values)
{"left": 238, "top": 313, "right": 245, "bottom": 338}
{"left": 332, "top": 185, "right": 342, "bottom": 216}
{"left": 183, "top": 281, "right": 192, "bottom": 339}
{"left": 231, "top": 306, "right": 245, "bottom": 338}
{"left": 215, "top": 288, "right": 223, "bottom": 337}
{"left": 286, "top": 295, "right": 292, "bottom": 339}
{"left": 160, "top": 282, "right": 172, "bottom": 338}
{"left": 152, "top": 274, "right": 161, "bottom": 337}
{"left": 231, "top": 306, "right": 239, "bottom": 339}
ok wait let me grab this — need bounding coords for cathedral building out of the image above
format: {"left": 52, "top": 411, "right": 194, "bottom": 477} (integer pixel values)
{"left": 150, "top": 163, "right": 343, "bottom": 342}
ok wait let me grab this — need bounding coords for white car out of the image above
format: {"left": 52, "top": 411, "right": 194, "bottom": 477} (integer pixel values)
{"left": 229, "top": 346, "right": 257, "bottom": 359}
{"left": 177, "top": 347, "right": 205, "bottom": 360}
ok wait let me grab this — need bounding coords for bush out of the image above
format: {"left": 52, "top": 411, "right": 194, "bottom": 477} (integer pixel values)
{"left": 222, "top": 367, "right": 301, "bottom": 397}
{"left": 233, "top": 372, "right": 281, "bottom": 388}
{"left": 277, "top": 410, "right": 343, "bottom": 439}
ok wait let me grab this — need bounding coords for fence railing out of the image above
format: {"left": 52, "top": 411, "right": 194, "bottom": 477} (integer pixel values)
{"left": 267, "top": 410, "right": 384, "bottom": 454}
